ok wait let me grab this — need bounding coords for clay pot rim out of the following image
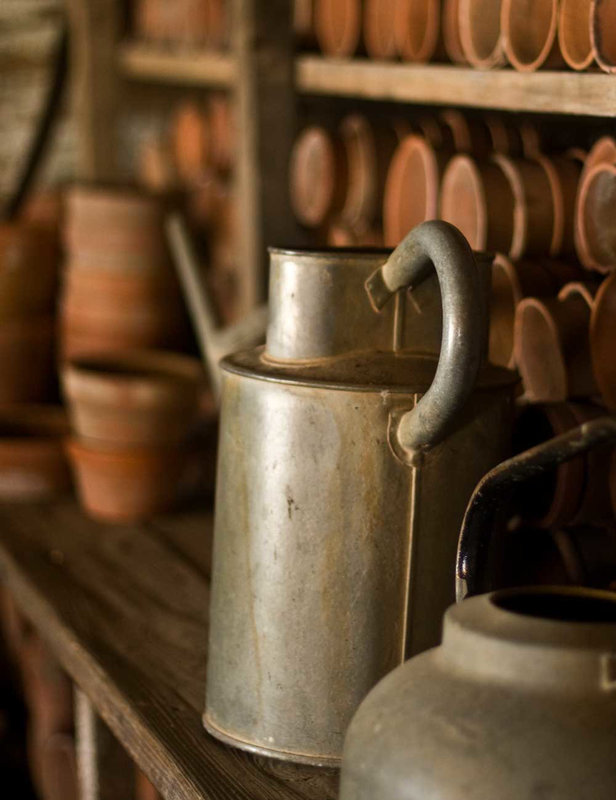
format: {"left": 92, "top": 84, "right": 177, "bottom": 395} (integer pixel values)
{"left": 575, "top": 161, "right": 616, "bottom": 274}
{"left": 557, "top": 280, "right": 597, "bottom": 308}
{"left": 67, "top": 183, "right": 163, "bottom": 217}
{"left": 501, "top": 0, "right": 560, "bottom": 72}
{"left": 66, "top": 437, "right": 185, "bottom": 463}
{"left": 490, "top": 253, "right": 523, "bottom": 369}
{"left": 558, "top": 0, "right": 595, "bottom": 71}
{"left": 590, "top": 271, "right": 616, "bottom": 408}
{"left": 535, "top": 155, "right": 564, "bottom": 257}
{"left": 592, "top": 0, "right": 616, "bottom": 73}
{"left": 339, "top": 114, "right": 378, "bottom": 227}
{"left": 441, "top": 155, "right": 488, "bottom": 249}
{"left": 514, "top": 296, "right": 568, "bottom": 398}
{"left": 314, "top": 0, "right": 362, "bottom": 57}
{"left": 64, "top": 350, "right": 204, "bottom": 392}
{"left": 490, "top": 154, "right": 527, "bottom": 259}
{"left": 290, "top": 126, "right": 340, "bottom": 228}
{"left": 458, "top": 0, "right": 507, "bottom": 69}
{"left": 394, "top": 0, "right": 441, "bottom": 62}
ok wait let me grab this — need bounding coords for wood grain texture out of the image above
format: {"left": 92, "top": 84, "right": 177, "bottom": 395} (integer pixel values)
{"left": 118, "top": 43, "right": 236, "bottom": 88}
{"left": 297, "top": 57, "right": 616, "bottom": 117}
{"left": 0, "top": 503, "right": 338, "bottom": 800}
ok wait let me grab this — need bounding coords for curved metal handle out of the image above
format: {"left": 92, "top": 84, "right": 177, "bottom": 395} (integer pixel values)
{"left": 366, "top": 221, "right": 485, "bottom": 463}
{"left": 456, "top": 416, "right": 616, "bottom": 602}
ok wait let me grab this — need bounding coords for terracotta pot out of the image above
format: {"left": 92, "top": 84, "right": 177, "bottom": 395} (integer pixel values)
{"left": 442, "top": 0, "right": 468, "bottom": 63}
{"left": 137, "top": 136, "right": 177, "bottom": 194}
{"left": 489, "top": 255, "right": 562, "bottom": 368}
{"left": 575, "top": 138, "right": 616, "bottom": 269}
{"left": 439, "top": 110, "right": 492, "bottom": 157}
{"left": 394, "top": 0, "right": 441, "bottom": 62}
{"left": 514, "top": 282, "right": 597, "bottom": 402}
{"left": 383, "top": 134, "right": 446, "bottom": 246}
{"left": 171, "top": 103, "right": 211, "bottom": 185}
{"left": 559, "top": 0, "right": 594, "bottom": 70}
{"left": 501, "top": 0, "right": 564, "bottom": 71}
{"left": 575, "top": 160, "right": 616, "bottom": 273}
{"left": 0, "top": 223, "right": 58, "bottom": 318}
{"left": 484, "top": 115, "right": 525, "bottom": 156}
{"left": 493, "top": 155, "right": 556, "bottom": 258}
{"left": 203, "top": 0, "right": 229, "bottom": 50}
{"left": 134, "top": 0, "right": 157, "bottom": 40}
{"left": 338, "top": 115, "right": 397, "bottom": 230}
{"left": 314, "top": 0, "right": 362, "bottom": 56}
{"left": 208, "top": 94, "right": 234, "bottom": 174}
{"left": 440, "top": 155, "right": 516, "bottom": 253}
{"left": 136, "top": 768, "right": 161, "bottom": 800}
{"left": 327, "top": 220, "right": 384, "bottom": 247}
{"left": 458, "top": 0, "right": 507, "bottom": 68}
{"left": 174, "top": 0, "right": 210, "bottom": 48}
{"left": 590, "top": 271, "right": 616, "bottom": 409}
{"left": 0, "top": 317, "right": 54, "bottom": 403}
{"left": 62, "top": 350, "right": 204, "bottom": 447}
{"left": 0, "top": 406, "right": 71, "bottom": 501}
{"left": 538, "top": 154, "right": 583, "bottom": 256}
{"left": 289, "top": 125, "right": 346, "bottom": 228}
{"left": 67, "top": 439, "right": 185, "bottom": 523}
{"left": 40, "top": 734, "right": 78, "bottom": 800}
{"left": 592, "top": 0, "right": 616, "bottom": 72}
{"left": 364, "top": 0, "right": 398, "bottom": 58}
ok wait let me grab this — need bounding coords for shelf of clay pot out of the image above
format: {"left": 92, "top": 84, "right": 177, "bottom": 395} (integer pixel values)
{"left": 296, "top": 57, "right": 616, "bottom": 118}
{"left": 118, "top": 42, "right": 236, "bottom": 88}
{"left": 0, "top": 502, "right": 338, "bottom": 800}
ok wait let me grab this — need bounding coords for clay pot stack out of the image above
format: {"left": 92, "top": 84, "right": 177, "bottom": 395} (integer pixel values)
{"left": 0, "top": 222, "right": 59, "bottom": 403}
{"left": 134, "top": 0, "right": 228, "bottom": 50}
{"left": 62, "top": 350, "right": 205, "bottom": 523}
{"left": 60, "top": 186, "right": 187, "bottom": 360}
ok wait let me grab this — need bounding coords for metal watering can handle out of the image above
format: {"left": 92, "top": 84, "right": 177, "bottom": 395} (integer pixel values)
{"left": 455, "top": 416, "right": 616, "bottom": 602}
{"left": 366, "top": 220, "right": 485, "bottom": 463}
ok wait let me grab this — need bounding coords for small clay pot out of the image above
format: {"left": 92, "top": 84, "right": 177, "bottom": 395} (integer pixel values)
{"left": 394, "top": 0, "right": 441, "bottom": 62}
{"left": 383, "top": 134, "right": 446, "bottom": 246}
{"left": 458, "top": 0, "right": 507, "bottom": 68}
{"left": 440, "top": 155, "right": 516, "bottom": 253}
{"left": 514, "top": 282, "right": 597, "bottom": 401}
{"left": 590, "top": 271, "right": 616, "bottom": 409}
{"left": 559, "top": 0, "right": 595, "bottom": 70}
{"left": 364, "top": 0, "right": 398, "bottom": 58}
{"left": 493, "top": 155, "right": 557, "bottom": 259}
{"left": 171, "top": 103, "right": 211, "bottom": 185}
{"left": 208, "top": 94, "right": 235, "bottom": 174}
{"left": 67, "top": 439, "right": 185, "bottom": 524}
{"left": 289, "top": 125, "right": 346, "bottom": 228}
{"left": 0, "top": 317, "right": 54, "bottom": 403}
{"left": 538, "top": 154, "right": 583, "bottom": 256}
{"left": 489, "top": 255, "right": 562, "bottom": 368}
{"left": 575, "top": 161, "right": 616, "bottom": 273}
{"left": 0, "top": 406, "right": 71, "bottom": 501}
{"left": 0, "top": 223, "right": 58, "bottom": 318}
{"left": 592, "top": 0, "right": 616, "bottom": 72}
{"left": 314, "top": 0, "right": 362, "bottom": 57}
{"left": 501, "top": 0, "right": 564, "bottom": 71}
{"left": 484, "top": 115, "right": 525, "bottom": 156}
{"left": 442, "top": 0, "right": 468, "bottom": 63}
{"left": 327, "top": 219, "right": 384, "bottom": 247}
{"left": 62, "top": 350, "right": 204, "bottom": 447}
{"left": 439, "top": 110, "right": 492, "bottom": 157}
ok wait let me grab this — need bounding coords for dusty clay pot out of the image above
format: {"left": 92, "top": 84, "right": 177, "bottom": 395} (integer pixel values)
{"left": 489, "top": 255, "right": 563, "bottom": 368}
{"left": 592, "top": 0, "right": 616, "bottom": 72}
{"left": 0, "top": 317, "right": 54, "bottom": 403}
{"left": 442, "top": 0, "right": 468, "bottom": 62}
{"left": 0, "top": 223, "right": 58, "bottom": 318}
{"left": 0, "top": 406, "right": 70, "bottom": 501}
{"left": 590, "top": 271, "right": 616, "bottom": 409}
{"left": 458, "top": 0, "right": 507, "bottom": 68}
{"left": 514, "top": 282, "right": 597, "bottom": 402}
{"left": 575, "top": 160, "right": 616, "bottom": 273}
{"left": 172, "top": 103, "right": 211, "bottom": 185}
{"left": 394, "top": 0, "right": 441, "bottom": 62}
{"left": 314, "top": 0, "right": 363, "bottom": 56}
{"left": 289, "top": 125, "right": 346, "bottom": 228}
{"left": 493, "top": 155, "right": 557, "bottom": 259}
{"left": 364, "top": 0, "right": 398, "bottom": 58}
{"left": 559, "top": 0, "right": 595, "bottom": 70}
{"left": 440, "top": 155, "right": 516, "bottom": 253}
{"left": 383, "top": 134, "right": 446, "bottom": 246}
{"left": 62, "top": 350, "right": 204, "bottom": 447}
{"left": 67, "top": 439, "right": 185, "bottom": 523}
{"left": 501, "top": 0, "right": 564, "bottom": 71}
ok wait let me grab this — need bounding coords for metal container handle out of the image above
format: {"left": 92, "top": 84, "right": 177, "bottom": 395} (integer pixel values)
{"left": 455, "top": 416, "right": 616, "bottom": 602}
{"left": 366, "top": 221, "right": 485, "bottom": 464}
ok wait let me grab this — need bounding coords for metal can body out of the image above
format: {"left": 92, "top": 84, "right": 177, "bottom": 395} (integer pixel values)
{"left": 204, "top": 352, "right": 513, "bottom": 765}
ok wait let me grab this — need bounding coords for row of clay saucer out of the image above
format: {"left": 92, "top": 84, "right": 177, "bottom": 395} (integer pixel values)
{"left": 297, "top": 0, "right": 616, "bottom": 72}
{"left": 134, "top": 0, "right": 228, "bottom": 50}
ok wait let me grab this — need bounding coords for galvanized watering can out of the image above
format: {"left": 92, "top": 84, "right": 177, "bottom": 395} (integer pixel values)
{"left": 204, "top": 221, "right": 516, "bottom": 766}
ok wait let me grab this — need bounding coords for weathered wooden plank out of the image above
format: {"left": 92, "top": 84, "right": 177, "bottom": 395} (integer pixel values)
{"left": 118, "top": 43, "right": 236, "bottom": 88}
{"left": 0, "top": 503, "right": 338, "bottom": 800}
{"left": 297, "top": 57, "right": 616, "bottom": 118}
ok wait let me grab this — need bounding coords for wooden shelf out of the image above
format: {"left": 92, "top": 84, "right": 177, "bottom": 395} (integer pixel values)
{"left": 0, "top": 502, "right": 338, "bottom": 800}
{"left": 297, "top": 56, "right": 616, "bottom": 117}
{"left": 118, "top": 42, "right": 236, "bottom": 88}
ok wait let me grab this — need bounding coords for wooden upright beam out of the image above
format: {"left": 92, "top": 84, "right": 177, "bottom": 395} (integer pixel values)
{"left": 232, "top": 0, "right": 300, "bottom": 313}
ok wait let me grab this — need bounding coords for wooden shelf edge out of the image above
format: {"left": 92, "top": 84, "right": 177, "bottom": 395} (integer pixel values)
{"left": 118, "top": 41, "right": 236, "bottom": 88}
{"left": 296, "top": 56, "right": 616, "bottom": 117}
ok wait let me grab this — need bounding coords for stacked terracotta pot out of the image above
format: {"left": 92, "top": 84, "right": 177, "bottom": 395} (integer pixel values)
{"left": 134, "top": 0, "right": 228, "bottom": 50}
{"left": 60, "top": 186, "right": 187, "bottom": 360}
{"left": 62, "top": 350, "right": 205, "bottom": 524}
{"left": 303, "top": 0, "right": 616, "bottom": 72}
